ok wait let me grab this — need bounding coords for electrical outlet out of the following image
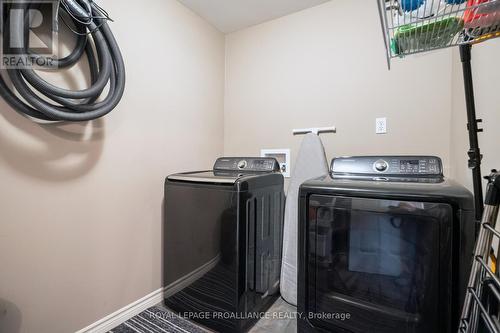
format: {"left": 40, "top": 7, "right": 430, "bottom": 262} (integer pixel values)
{"left": 376, "top": 118, "right": 387, "bottom": 134}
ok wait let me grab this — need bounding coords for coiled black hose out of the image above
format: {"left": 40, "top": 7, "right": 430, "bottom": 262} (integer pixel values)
{"left": 0, "top": 0, "right": 125, "bottom": 122}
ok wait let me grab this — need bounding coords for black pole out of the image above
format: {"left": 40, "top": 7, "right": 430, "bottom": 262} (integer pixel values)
{"left": 459, "top": 44, "right": 484, "bottom": 221}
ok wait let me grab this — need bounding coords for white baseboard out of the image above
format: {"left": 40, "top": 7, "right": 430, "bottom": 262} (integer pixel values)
{"left": 75, "top": 288, "right": 165, "bottom": 333}
{"left": 74, "top": 260, "right": 219, "bottom": 333}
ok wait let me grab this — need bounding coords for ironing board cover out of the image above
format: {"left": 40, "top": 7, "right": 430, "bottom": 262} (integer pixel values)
{"left": 280, "top": 133, "right": 329, "bottom": 305}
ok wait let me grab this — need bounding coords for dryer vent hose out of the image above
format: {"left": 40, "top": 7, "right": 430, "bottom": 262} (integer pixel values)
{"left": 0, "top": 0, "right": 125, "bottom": 122}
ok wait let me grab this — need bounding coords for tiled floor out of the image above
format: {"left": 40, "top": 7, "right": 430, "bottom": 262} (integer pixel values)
{"left": 155, "top": 297, "right": 297, "bottom": 333}
{"left": 249, "top": 298, "right": 296, "bottom": 333}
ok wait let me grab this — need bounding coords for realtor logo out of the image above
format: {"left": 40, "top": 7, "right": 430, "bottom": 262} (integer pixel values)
{"left": 1, "top": 0, "right": 58, "bottom": 68}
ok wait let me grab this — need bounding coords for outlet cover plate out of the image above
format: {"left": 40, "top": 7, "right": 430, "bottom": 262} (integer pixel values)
{"left": 376, "top": 117, "right": 387, "bottom": 134}
{"left": 261, "top": 149, "right": 291, "bottom": 178}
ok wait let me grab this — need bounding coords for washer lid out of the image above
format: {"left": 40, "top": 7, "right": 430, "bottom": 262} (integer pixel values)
{"left": 300, "top": 175, "right": 475, "bottom": 211}
{"left": 168, "top": 171, "right": 250, "bottom": 184}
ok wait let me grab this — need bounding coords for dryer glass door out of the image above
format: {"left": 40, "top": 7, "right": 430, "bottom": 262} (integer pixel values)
{"left": 306, "top": 195, "right": 452, "bottom": 333}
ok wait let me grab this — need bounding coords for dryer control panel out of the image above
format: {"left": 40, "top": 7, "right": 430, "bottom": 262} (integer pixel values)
{"left": 332, "top": 156, "right": 443, "bottom": 177}
{"left": 214, "top": 157, "right": 280, "bottom": 172}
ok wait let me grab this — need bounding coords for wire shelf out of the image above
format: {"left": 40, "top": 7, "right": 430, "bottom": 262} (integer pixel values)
{"left": 377, "top": 0, "right": 500, "bottom": 66}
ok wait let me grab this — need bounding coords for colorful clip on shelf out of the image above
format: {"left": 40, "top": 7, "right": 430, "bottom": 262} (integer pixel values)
{"left": 464, "top": 0, "right": 500, "bottom": 39}
{"left": 391, "top": 17, "right": 464, "bottom": 56}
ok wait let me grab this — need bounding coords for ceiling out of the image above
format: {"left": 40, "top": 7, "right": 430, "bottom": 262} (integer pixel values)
{"left": 177, "top": 0, "right": 330, "bottom": 33}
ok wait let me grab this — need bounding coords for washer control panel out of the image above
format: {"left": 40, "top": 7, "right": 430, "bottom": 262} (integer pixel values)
{"left": 214, "top": 157, "right": 280, "bottom": 172}
{"left": 332, "top": 156, "right": 443, "bottom": 177}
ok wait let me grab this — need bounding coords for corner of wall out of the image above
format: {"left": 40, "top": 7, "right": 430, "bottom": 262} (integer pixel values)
{"left": 223, "top": 34, "right": 229, "bottom": 156}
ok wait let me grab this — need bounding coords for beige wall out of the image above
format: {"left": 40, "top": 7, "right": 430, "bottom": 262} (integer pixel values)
{"left": 450, "top": 41, "right": 500, "bottom": 191}
{"left": 224, "top": 0, "right": 454, "bottom": 175}
{"left": 1, "top": 0, "right": 497, "bottom": 332}
{"left": 0, "top": 1, "right": 225, "bottom": 333}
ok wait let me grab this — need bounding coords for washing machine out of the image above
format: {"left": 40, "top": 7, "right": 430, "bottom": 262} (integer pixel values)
{"left": 298, "top": 156, "right": 475, "bottom": 333}
{"left": 164, "top": 157, "right": 284, "bottom": 333}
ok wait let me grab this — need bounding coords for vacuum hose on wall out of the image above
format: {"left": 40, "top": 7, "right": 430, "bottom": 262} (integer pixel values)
{"left": 0, "top": 0, "right": 125, "bottom": 122}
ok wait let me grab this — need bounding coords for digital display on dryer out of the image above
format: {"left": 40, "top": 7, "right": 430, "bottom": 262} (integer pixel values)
{"left": 400, "top": 160, "right": 420, "bottom": 173}
{"left": 400, "top": 160, "right": 419, "bottom": 166}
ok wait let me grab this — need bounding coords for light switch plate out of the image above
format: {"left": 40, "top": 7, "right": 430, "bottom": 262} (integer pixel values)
{"left": 376, "top": 117, "right": 387, "bottom": 134}
{"left": 261, "top": 149, "right": 291, "bottom": 178}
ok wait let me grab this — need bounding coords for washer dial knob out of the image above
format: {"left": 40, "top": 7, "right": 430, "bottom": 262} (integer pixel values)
{"left": 238, "top": 160, "right": 247, "bottom": 170}
{"left": 374, "top": 160, "right": 389, "bottom": 172}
